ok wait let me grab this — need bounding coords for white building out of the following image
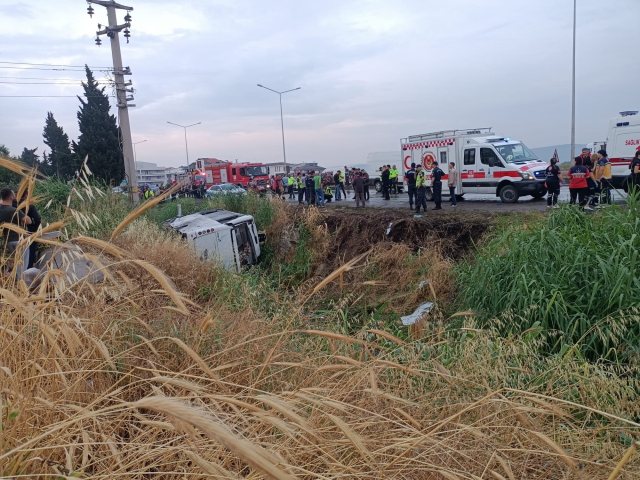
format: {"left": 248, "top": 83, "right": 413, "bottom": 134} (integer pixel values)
{"left": 136, "top": 161, "right": 166, "bottom": 186}
{"left": 265, "top": 162, "right": 325, "bottom": 175}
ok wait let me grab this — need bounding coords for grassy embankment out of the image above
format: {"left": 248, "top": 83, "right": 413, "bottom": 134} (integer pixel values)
{"left": 1, "top": 166, "right": 639, "bottom": 478}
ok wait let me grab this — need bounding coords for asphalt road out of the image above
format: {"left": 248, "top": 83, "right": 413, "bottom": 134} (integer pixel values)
{"left": 277, "top": 188, "right": 628, "bottom": 213}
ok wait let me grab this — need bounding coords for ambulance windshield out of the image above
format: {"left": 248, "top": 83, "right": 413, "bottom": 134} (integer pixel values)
{"left": 495, "top": 143, "right": 538, "bottom": 163}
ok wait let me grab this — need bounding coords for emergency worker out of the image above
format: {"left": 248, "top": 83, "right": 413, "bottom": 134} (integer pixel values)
{"left": 595, "top": 150, "right": 612, "bottom": 205}
{"left": 296, "top": 173, "right": 306, "bottom": 204}
{"left": 288, "top": 175, "right": 295, "bottom": 199}
{"left": 544, "top": 157, "right": 563, "bottom": 208}
{"left": 405, "top": 163, "right": 416, "bottom": 210}
{"left": 431, "top": 161, "right": 444, "bottom": 210}
{"left": 389, "top": 165, "right": 398, "bottom": 194}
{"left": 415, "top": 166, "right": 427, "bottom": 213}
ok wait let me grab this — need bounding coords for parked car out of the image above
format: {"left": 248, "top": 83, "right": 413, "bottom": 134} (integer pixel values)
{"left": 205, "top": 183, "right": 247, "bottom": 197}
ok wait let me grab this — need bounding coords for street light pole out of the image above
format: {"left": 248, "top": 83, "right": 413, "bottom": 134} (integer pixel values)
{"left": 132, "top": 139, "right": 146, "bottom": 185}
{"left": 167, "top": 121, "right": 201, "bottom": 172}
{"left": 570, "top": 0, "right": 576, "bottom": 163}
{"left": 257, "top": 84, "right": 301, "bottom": 174}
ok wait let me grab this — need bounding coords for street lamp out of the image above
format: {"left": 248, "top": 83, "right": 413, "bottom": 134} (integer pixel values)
{"left": 570, "top": 0, "right": 576, "bottom": 162}
{"left": 132, "top": 139, "right": 146, "bottom": 185}
{"left": 257, "top": 84, "right": 301, "bottom": 174}
{"left": 167, "top": 121, "right": 201, "bottom": 172}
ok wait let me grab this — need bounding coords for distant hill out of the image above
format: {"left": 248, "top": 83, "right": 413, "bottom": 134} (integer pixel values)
{"left": 531, "top": 144, "right": 586, "bottom": 163}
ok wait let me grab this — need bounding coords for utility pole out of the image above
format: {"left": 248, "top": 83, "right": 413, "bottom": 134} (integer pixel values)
{"left": 570, "top": 0, "right": 576, "bottom": 163}
{"left": 257, "top": 84, "right": 301, "bottom": 174}
{"left": 87, "top": 0, "right": 138, "bottom": 203}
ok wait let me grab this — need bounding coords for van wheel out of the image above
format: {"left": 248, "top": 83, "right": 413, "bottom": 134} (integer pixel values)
{"left": 425, "top": 188, "right": 433, "bottom": 201}
{"left": 499, "top": 184, "right": 519, "bottom": 203}
{"left": 375, "top": 181, "right": 382, "bottom": 193}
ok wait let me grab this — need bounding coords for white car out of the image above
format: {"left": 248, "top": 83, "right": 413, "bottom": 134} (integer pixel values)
{"left": 206, "top": 183, "right": 247, "bottom": 197}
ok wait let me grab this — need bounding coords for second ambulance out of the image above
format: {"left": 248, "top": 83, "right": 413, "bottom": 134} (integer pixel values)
{"left": 401, "top": 127, "right": 548, "bottom": 203}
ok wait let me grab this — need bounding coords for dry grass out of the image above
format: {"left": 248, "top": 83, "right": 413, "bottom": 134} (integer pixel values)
{"left": 0, "top": 157, "right": 639, "bottom": 479}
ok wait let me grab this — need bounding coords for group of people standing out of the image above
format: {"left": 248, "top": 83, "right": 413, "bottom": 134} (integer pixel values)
{"left": 544, "top": 147, "right": 619, "bottom": 210}
{"left": 403, "top": 161, "right": 458, "bottom": 213}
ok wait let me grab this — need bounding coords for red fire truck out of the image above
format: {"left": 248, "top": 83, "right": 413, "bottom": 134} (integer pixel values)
{"left": 201, "top": 161, "right": 270, "bottom": 190}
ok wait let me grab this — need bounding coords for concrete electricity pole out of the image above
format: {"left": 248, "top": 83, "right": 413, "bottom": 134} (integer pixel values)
{"left": 570, "top": 0, "right": 577, "bottom": 163}
{"left": 87, "top": 0, "right": 138, "bottom": 203}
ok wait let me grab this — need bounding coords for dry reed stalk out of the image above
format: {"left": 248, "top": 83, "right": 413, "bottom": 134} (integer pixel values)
{"left": 529, "top": 431, "right": 577, "bottom": 470}
{"left": 607, "top": 442, "right": 638, "bottom": 480}
{"left": 367, "top": 329, "right": 406, "bottom": 345}
{"left": 132, "top": 396, "right": 296, "bottom": 480}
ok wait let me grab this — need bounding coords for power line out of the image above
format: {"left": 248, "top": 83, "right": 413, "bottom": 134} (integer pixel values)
{"left": 0, "top": 76, "right": 89, "bottom": 81}
{"left": 0, "top": 61, "right": 112, "bottom": 68}
{"left": 0, "top": 66, "right": 113, "bottom": 72}
{"left": 0, "top": 95, "right": 115, "bottom": 97}
{"left": 0, "top": 81, "right": 84, "bottom": 84}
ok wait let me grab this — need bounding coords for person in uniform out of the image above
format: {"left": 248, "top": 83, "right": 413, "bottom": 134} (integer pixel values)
{"left": 431, "top": 161, "right": 444, "bottom": 210}
{"left": 415, "top": 166, "right": 427, "bottom": 213}
{"left": 544, "top": 157, "right": 563, "bottom": 208}
{"left": 405, "top": 163, "right": 416, "bottom": 210}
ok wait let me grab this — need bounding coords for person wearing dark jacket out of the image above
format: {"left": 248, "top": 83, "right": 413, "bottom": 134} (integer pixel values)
{"left": 381, "top": 166, "right": 391, "bottom": 200}
{"left": 305, "top": 174, "right": 315, "bottom": 205}
{"left": 19, "top": 192, "right": 42, "bottom": 269}
{"left": 405, "top": 163, "right": 416, "bottom": 210}
{"left": 352, "top": 171, "right": 365, "bottom": 207}
{"left": 431, "top": 161, "right": 444, "bottom": 210}
{"left": 362, "top": 170, "right": 370, "bottom": 200}
{"left": 333, "top": 171, "right": 342, "bottom": 201}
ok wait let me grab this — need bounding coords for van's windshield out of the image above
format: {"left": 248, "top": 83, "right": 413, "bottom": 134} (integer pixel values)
{"left": 495, "top": 143, "right": 538, "bottom": 163}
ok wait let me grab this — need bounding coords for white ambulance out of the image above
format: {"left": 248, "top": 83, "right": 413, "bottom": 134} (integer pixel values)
{"left": 400, "top": 128, "right": 548, "bottom": 203}
{"left": 596, "top": 111, "right": 639, "bottom": 190}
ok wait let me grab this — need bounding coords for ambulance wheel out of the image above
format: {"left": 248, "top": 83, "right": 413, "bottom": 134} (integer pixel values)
{"left": 375, "top": 181, "right": 382, "bottom": 193}
{"left": 499, "top": 184, "right": 519, "bottom": 203}
{"left": 425, "top": 188, "right": 433, "bottom": 201}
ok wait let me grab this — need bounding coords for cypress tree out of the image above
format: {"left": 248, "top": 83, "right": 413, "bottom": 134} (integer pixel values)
{"left": 72, "top": 66, "right": 125, "bottom": 184}
{"left": 43, "top": 111, "right": 78, "bottom": 178}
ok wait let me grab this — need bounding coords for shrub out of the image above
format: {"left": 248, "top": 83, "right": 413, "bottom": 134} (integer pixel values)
{"left": 458, "top": 202, "right": 640, "bottom": 362}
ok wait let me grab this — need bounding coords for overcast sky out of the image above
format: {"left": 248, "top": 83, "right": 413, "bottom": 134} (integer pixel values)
{"left": 1, "top": 0, "right": 638, "bottom": 169}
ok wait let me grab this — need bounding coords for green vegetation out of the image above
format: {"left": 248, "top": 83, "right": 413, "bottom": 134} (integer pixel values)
{"left": 458, "top": 199, "right": 640, "bottom": 362}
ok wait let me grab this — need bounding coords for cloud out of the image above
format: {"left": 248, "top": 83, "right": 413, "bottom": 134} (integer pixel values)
{"left": 1, "top": 0, "right": 638, "bottom": 170}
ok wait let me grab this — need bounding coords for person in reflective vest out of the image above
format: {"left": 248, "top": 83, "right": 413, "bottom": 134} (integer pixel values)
{"left": 296, "top": 173, "right": 305, "bottom": 205}
{"left": 288, "top": 175, "right": 295, "bottom": 199}
{"left": 415, "top": 166, "right": 427, "bottom": 213}
{"left": 144, "top": 186, "right": 155, "bottom": 200}
{"left": 389, "top": 165, "right": 398, "bottom": 194}
{"left": 338, "top": 170, "right": 346, "bottom": 198}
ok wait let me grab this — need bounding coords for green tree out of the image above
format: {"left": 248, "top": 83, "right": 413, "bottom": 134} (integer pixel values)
{"left": 20, "top": 147, "right": 40, "bottom": 168}
{"left": 0, "top": 144, "right": 25, "bottom": 189}
{"left": 43, "top": 111, "right": 78, "bottom": 178}
{"left": 72, "top": 66, "right": 125, "bottom": 185}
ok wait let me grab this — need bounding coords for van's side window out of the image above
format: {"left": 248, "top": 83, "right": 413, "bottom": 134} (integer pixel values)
{"left": 480, "top": 148, "right": 500, "bottom": 166}
{"left": 463, "top": 148, "right": 475, "bottom": 165}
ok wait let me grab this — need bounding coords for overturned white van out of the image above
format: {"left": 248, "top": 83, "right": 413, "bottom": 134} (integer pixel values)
{"left": 165, "top": 209, "right": 263, "bottom": 273}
